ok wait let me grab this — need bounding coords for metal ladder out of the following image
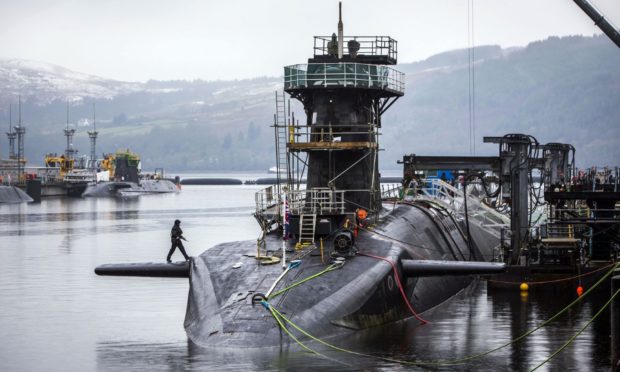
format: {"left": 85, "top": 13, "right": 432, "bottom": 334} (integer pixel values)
{"left": 299, "top": 213, "right": 316, "bottom": 244}
{"left": 274, "top": 91, "right": 288, "bottom": 192}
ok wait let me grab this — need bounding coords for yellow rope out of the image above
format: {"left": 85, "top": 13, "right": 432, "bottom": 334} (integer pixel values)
{"left": 268, "top": 262, "right": 343, "bottom": 300}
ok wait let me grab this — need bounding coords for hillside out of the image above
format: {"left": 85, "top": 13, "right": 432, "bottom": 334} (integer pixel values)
{"left": 0, "top": 34, "right": 618, "bottom": 171}
{"left": 382, "top": 35, "right": 620, "bottom": 168}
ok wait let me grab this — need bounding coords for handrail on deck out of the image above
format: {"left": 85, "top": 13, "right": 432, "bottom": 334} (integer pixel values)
{"left": 287, "top": 188, "right": 346, "bottom": 215}
{"left": 255, "top": 187, "right": 346, "bottom": 217}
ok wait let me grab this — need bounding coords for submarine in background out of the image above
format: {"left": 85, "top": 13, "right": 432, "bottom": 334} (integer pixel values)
{"left": 96, "top": 3, "right": 505, "bottom": 348}
{"left": 82, "top": 150, "right": 179, "bottom": 197}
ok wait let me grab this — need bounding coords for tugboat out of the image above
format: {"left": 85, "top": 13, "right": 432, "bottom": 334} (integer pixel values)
{"left": 96, "top": 3, "right": 505, "bottom": 348}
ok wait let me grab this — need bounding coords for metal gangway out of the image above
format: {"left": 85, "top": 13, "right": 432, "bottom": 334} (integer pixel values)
{"left": 413, "top": 178, "right": 509, "bottom": 239}
{"left": 273, "top": 91, "right": 289, "bottom": 194}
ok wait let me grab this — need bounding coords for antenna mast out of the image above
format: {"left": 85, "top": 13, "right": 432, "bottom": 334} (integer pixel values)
{"left": 64, "top": 102, "right": 77, "bottom": 161}
{"left": 88, "top": 103, "right": 98, "bottom": 170}
{"left": 15, "top": 96, "right": 26, "bottom": 183}
{"left": 7, "top": 104, "right": 16, "bottom": 159}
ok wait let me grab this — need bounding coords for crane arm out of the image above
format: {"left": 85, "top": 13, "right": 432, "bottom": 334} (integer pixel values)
{"left": 573, "top": 0, "right": 620, "bottom": 48}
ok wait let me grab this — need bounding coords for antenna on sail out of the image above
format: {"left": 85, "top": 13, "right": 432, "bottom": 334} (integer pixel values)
{"left": 338, "top": 2, "right": 344, "bottom": 59}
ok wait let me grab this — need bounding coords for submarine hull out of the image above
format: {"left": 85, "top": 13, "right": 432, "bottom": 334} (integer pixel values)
{"left": 82, "top": 179, "right": 179, "bottom": 197}
{"left": 184, "top": 201, "right": 499, "bottom": 348}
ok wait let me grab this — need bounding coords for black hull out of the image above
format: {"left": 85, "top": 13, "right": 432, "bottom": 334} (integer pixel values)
{"left": 184, "top": 201, "right": 500, "bottom": 348}
{"left": 65, "top": 183, "right": 88, "bottom": 197}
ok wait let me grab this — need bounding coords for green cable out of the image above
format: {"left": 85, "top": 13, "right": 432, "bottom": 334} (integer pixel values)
{"left": 265, "top": 302, "right": 353, "bottom": 369}
{"left": 437, "top": 262, "right": 620, "bottom": 365}
{"left": 269, "top": 305, "right": 457, "bottom": 366}
{"left": 530, "top": 287, "right": 620, "bottom": 372}
{"left": 263, "top": 262, "right": 619, "bottom": 367}
{"left": 267, "top": 304, "right": 319, "bottom": 355}
{"left": 268, "top": 262, "right": 343, "bottom": 300}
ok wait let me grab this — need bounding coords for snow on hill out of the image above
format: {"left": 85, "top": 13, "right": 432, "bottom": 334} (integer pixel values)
{"left": 0, "top": 59, "right": 143, "bottom": 105}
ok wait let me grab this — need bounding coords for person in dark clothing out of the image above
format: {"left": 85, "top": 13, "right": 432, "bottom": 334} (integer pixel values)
{"left": 167, "top": 219, "right": 190, "bottom": 263}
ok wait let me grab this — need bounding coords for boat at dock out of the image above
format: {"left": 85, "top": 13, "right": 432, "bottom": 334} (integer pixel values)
{"left": 83, "top": 150, "right": 179, "bottom": 197}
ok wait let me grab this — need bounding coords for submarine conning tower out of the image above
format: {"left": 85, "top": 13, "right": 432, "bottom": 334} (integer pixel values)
{"left": 283, "top": 3, "right": 404, "bottom": 214}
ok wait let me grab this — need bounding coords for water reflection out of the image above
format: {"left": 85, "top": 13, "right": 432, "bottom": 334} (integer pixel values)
{"left": 93, "top": 282, "right": 613, "bottom": 371}
{"left": 96, "top": 341, "right": 303, "bottom": 372}
{"left": 0, "top": 184, "right": 614, "bottom": 371}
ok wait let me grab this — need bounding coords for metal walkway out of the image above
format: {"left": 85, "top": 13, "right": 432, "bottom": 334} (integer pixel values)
{"left": 415, "top": 179, "right": 509, "bottom": 239}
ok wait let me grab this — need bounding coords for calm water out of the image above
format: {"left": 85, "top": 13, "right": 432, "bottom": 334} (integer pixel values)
{"left": 0, "top": 178, "right": 614, "bottom": 371}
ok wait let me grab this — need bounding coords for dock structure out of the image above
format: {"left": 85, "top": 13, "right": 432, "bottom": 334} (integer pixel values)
{"left": 401, "top": 136, "right": 619, "bottom": 275}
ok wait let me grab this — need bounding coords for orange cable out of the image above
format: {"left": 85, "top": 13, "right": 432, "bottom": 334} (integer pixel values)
{"left": 358, "top": 252, "right": 429, "bottom": 324}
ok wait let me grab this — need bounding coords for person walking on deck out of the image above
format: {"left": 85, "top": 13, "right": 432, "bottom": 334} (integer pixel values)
{"left": 167, "top": 219, "right": 190, "bottom": 263}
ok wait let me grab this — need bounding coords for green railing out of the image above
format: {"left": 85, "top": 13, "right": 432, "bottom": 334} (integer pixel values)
{"left": 284, "top": 63, "right": 404, "bottom": 94}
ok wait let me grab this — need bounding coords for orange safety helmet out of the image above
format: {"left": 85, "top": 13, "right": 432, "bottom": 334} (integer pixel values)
{"left": 357, "top": 208, "right": 368, "bottom": 220}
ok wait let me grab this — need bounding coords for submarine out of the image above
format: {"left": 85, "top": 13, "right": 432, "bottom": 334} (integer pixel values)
{"left": 96, "top": 3, "right": 506, "bottom": 349}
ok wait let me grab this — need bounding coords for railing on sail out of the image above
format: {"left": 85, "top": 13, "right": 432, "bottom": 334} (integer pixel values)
{"left": 255, "top": 187, "right": 346, "bottom": 228}
{"left": 285, "top": 188, "right": 346, "bottom": 215}
{"left": 256, "top": 187, "right": 346, "bottom": 217}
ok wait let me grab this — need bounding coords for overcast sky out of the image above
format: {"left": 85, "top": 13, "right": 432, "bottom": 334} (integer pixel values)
{"left": 1, "top": 0, "right": 618, "bottom": 82}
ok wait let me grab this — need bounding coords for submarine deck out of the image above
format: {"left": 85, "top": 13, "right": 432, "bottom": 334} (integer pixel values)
{"left": 184, "top": 201, "right": 501, "bottom": 348}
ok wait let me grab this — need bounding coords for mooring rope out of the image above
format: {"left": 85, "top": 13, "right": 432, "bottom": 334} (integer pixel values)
{"left": 268, "top": 261, "right": 344, "bottom": 300}
{"left": 530, "top": 286, "right": 620, "bottom": 371}
{"left": 259, "top": 262, "right": 619, "bottom": 367}
{"left": 261, "top": 301, "right": 354, "bottom": 369}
